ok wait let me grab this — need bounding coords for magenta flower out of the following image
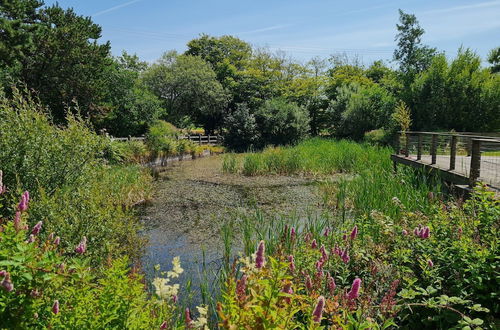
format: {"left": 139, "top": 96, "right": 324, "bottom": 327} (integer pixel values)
{"left": 347, "top": 278, "right": 361, "bottom": 300}
{"left": 53, "top": 236, "right": 61, "bottom": 245}
{"left": 31, "top": 221, "right": 42, "bottom": 236}
{"left": 290, "top": 227, "right": 296, "bottom": 240}
{"left": 13, "top": 212, "right": 21, "bottom": 231}
{"left": 350, "top": 225, "right": 358, "bottom": 240}
{"left": 341, "top": 249, "right": 350, "bottom": 264}
{"left": 311, "top": 239, "right": 318, "bottom": 249}
{"left": 255, "top": 240, "right": 265, "bottom": 269}
{"left": 17, "top": 191, "right": 30, "bottom": 212}
{"left": 315, "top": 270, "right": 324, "bottom": 280}
{"left": 288, "top": 255, "right": 296, "bottom": 272}
{"left": 52, "top": 300, "right": 59, "bottom": 314}
{"left": 427, "top": 259, "right": 434, "bottom": 268}
{"left": 320, "top": 245, "right": 328, "bottom": 261}
{"left": 323, "top": 228, "right": 330, "bottom": 237}
{"left": 327, "top": 274, "right": 336, "bottom": 294}
{"left": 342, "top": 233, "right": 347, "bottom": 241}
{"left": 315, "top": 259, "right": 323, "bottom": 271}
{"left": 172, "top": 295, "right": 178, "bottom": 303}
{"left": 75, "top": 236, "right": 87, "bottom": 255}
{"left": 305, "top": 275, "right": 313, "bottom": 291}
{"left": 282, "top": 282, "right": 293, "bottom": 295}
{"left": 421, "top": 226, "right": 430, "bottom": 239}
{"left": 0, "top": 270, "right": 6, "bottom": 277}
{"left": 236, "top": 275, "right": 248, "bottom": 299}
{"left": 26, "top": 234, "right": 35, "bottom": 244}
{"left": 304, "top": 232, "right": 312, "bottom": 242}
{"left": 413, "top": 227, "right": 421, "bottom": 236}
{"left": 160, "top": 321, "right": 168, "bottom": 329}
{"left": 185, "top": 308, "right": 193, "bottom": 327}
{"left": 312, "top": 296, "right": 325, "bottom": 323}
{"left": 1, "top": 272, "right": 14, "bottom": 292}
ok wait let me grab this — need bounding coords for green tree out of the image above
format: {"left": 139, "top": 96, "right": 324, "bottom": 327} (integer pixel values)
{"left": 224, "top": 103, "right": 260, "bottom": 152}
{"left": 487, "top": 47, "right": 500, "bottom": 73}
{"left": 143, "top": 51, "right": 229, "bottom": 133}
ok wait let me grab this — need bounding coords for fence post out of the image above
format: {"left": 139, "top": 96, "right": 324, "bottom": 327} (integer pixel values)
{"left": 394, "top": 133, "right": 400, "bottom": 155}
{"left": 469, "top": 139, "right": 482, "bottom": 187}
{"left": 404, "top": 132, "right": 410, "bottom": 157}
{"left": 449, "top": 135, "right": 457, "bottom": 171}
{"left": 198, "top": 134, "right": 202, "bottom": 145}
{"left": 430, "top": 134, "right": 437, "bottom": 165}
{"left": 417, "top": 133, "right": 422, "bottom": 160}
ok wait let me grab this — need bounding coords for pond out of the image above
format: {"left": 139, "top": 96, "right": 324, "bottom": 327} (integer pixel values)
{"left": 140, "top": 155, "right": 326, "bottom": 297}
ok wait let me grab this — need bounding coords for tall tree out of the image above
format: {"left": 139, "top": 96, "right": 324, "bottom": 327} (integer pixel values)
{"left": 487, "top": 47, "right": 500, "bottom": 74}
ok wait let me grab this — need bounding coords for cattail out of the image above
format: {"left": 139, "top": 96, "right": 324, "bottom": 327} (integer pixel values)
{"left": 52, "top": 300, "right": 59, "bottom": 314}
{"left": 320, "top": 245, "right": 328, "bottom": 261}
{"left": 305, "top": 275, "right": 313, "bottom": 290}
{"left": 1, "top": 272, "right": 14, "bottom": 292}
{"left": 53, "top": 236, "right": 61, "bottom": 245}
{"left": 312, "top": 296, "right": 325, "bottom": 323}
{"left": 31, "top": 221, "right": 42, "bottom": 236}
{"left": 350, "top": 225, "right": 358, "bottom": 240}
{"left": 427, "top": 259, "right": 434, "bottom": 268}
{"left": 311, "top": 239, "right": 318, "bottom": 249}
{"left": 347, "top": 278, "right": 361, "bottom": 300}
{"left": 185, "top": 308, "right": 193, "bottom": 327}
{"left": 75, "top": 236, "right": 87, "bottom": 254}
{"left": 255, "top": 240, "right": 265, "bottom": 268}
{"left": 327, "top": 274, "right": 336, "bottom": 294}
{"left": 402, "top": 229, "right": 408, "bottom": 236}
{"left": 288, "top": 255, "right": 295, "bottom": 272}
{"left": 160, "top": 321, "right": 168, "bottom": 329}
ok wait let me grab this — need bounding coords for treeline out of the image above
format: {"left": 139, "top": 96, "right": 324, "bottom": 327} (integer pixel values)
{"left": 1, "top": 2, "right": 499, "bottom": 150}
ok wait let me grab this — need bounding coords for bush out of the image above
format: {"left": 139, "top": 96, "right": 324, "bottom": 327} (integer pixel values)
{"left": 255, "top": 98, "right": 310, "bottom": 147}
{"left": 223, "top": 103, "right": 260, "bottom": 152}
{"left": 145, "top": 120, "right": 179, "bottom": 155}
{"left": 364, "top": 129, "right": 391, "bottom": 145}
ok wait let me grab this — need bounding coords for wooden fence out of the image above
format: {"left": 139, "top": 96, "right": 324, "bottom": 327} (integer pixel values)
{"left": 110, "top": 134, "right": 222, "bottom": 145}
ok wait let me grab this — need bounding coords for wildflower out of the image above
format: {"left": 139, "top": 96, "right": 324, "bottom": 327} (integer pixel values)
{"left": 315, "top": 270, "right": 324, "bottom": 280}
{"left": 52, "top": 300, "right": 59, "bottom": 314}
{"left": 341, "top": 249, "right": 350, "bottom": 264}
{"left": 421, "top": 226, "right": 430, "bottom": 239}
{"left": 350, "top": 225, "right": 358, "bottom": 240}
{"left": 30, "top": 289, "right": 40, "bottom": 298}
{"left": 26, "top": 234, "right": 35, "bottom": 244}
{"left": 160, "top": 321, "right": 168, "bottom": 329}
{"left": 172, "top": 295, "right": 178, "bottom": 303}
{"left": 320, "top": 245, "right": 328, "bottom": 261}
{"left": 75, "top": 236, "right": 87, "bottom": 254}
{"left": 31, "top": 221, "right": 42, "bottom": 236}
{"left": 0, "top": 170, "right": 4, "bottom": 194}
{"left": 311, "top": 239, "right": 318, "bottom": 249}
{"left": 13, "top": 212, "right": 21, "bottom": 231}
{"left": 282, "top": 282, "right": 293, "bottom": 304}
{"left": 327, "top": 274, "right": 336, "bottom": 294}
{"left": 347, "top": 278, "right": 361, "bottom": 300}
{"left": 427, "top": 259, "right": 434, "bottom": 268}
{"left": 305, "top": 275, "right": 313, "bottom": 290}
{"left": 255, "top": 240, "right": 265, "bottom": 269}
{"left": 236, "top": 275, "right": 247, "bottom": 300}
{"left": 17, "top": 191, "right": 30, "bottom": 212}
{"left": 152, "top": 277, "right": 179, "bottom": 300}
{"left": 185, "top": 308, "right": 193, "bottom": 327}
{"left": 0, "top": 270, "right": 5, "bottom": 277}
{"left": 192, "top": 305, "right": 209, "bottom": 329}
{"left": 413, "top": 227, "right": 421, "bottom": 236}
{"left": 288, "top": 255, "right": 295, "bottom": 272}
{"left": 304, "top": 232, "right": 312, "bottom": 242}
{"left": 290, "top": 227, "right": 296, "bottom": 240}
{"left": 53, "top": 236, "right": 61, "bottom": 245}
{"left": 323, "top": 227, "right": 330, "bottom": 237}
{"left": 1, "top": 272, "right": 14, "bottom": 292}
{"left": 402, "top": 229, "right": 408, "bottom": 236}
{"left": 312, "top": 296, "right": 325, "bottom": 323}
{"left": 167, "top": 257, "right": 184, "bottom": 278}
{"left": 342, "top": 233, "right": 347, "bottom": 241}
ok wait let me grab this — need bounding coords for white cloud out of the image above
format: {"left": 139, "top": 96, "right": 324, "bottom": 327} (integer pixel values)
{"left": 92, "top": 0, "right": 143, "bottom": 17}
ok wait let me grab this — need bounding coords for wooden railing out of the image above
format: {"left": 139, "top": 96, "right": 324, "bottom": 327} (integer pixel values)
{"left": 110, "top": 134, "right": 223, "bottom": 145}
{"left": 394, "top": 131, "right": 500, "bottom": 188}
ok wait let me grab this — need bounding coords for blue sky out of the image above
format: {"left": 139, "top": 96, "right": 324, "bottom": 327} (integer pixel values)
{"left": 45, "top": 0, "right": 500, "bottom": 65}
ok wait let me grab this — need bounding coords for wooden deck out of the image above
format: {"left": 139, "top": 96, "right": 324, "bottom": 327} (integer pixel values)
{"left": 391, "top": 154, "right": 500, "bottom": 191}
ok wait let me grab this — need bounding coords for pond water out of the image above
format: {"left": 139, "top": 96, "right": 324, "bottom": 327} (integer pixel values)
{"left": 140, "top": 155, "right": 325, "bottom": 298}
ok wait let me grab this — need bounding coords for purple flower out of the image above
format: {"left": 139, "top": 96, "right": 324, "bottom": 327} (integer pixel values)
{"left": 311, "top": 239, "right": 318, "bottom": 249}
{"left": 428, "top": 259, "right": 434, "bottom": 268}
{"left": 0, "top": 270, "right": 6, "bottom": 277}
{"left": 17, "top": 191, "right": 30, "bottom": 212}
{"left": 347, "top": 278, "right": 361, "bottom": 300}
{"left": 31, "top": 221, "right": 42, "bottom": 236}
{"left": 75, "top": 236, "right": 87, "bottom": 255}
{"left": 341, "top": 249, "right": 350, "bottom": 264}
{"left": 1, "top": 272, "right": 14, "bottom": 292}
{"left": 312, "top": 296, "right": 325, "bottom": 323}
{"left": 305, "top": 275, "right": 313, "bottom": 291}
{"left": 327, "top": 274, "right": 336, "bottom": 294}
{"left": 185, "top": 308, "right": 193, "bottom": 327}
{"left": 342, "top": 233, "right": 347, "bottom": 241}
{"left": 421, "top": 226, "right": 430, "bottom": 239}
{"left": 13, "top": 212, "right": 21, "bottom": 231}
{"left": 320, "top": 244, "right": 328, "bottom": 261}
{"left": 236, "top": 275, "right": 248, "bottom": 300}
{"left": 350, "top": 225, "right": 358, "bottom": 240}
{"left": 290, "top": 227, "right": 296, "bottom": 240}
{"left": 304, "top": 232, "right": 312, "bottom": 242}
{"left": 160, "top": 321, "right": 168, "bottom": 329}
{"left": 413, "top": 227, "right": 421, "bottom": 236}
{"left": 402, "top": 229, "right": 408, "bottom": 236}
{"left": 172, "top": 295, "right": 178, "bottom": 303}
{"left": 323, "top": 228, "right": 330, "bottom": 237}
{"left": 52, "top": 300, "right": 59, "bottom": 314}
{"left": 288, "top": 255, "right": 295, "bottom": 272}
{"left": 53, "top": 236, "right": 61, "bottom": 245}
{"left": 255, "top": 240, "right": 265, "bottom": 269}
{"left": 26, "top": 234, "right": 35, "bottom": 244}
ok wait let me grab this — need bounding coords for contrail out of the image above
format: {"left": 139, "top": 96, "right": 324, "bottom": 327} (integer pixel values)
{"left": 92, "top": 0, "right": 143, "bottom": 17}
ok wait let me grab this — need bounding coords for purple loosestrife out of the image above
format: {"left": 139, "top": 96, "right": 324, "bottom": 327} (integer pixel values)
{"left": 290, "top": 227, "right": 296, "bottom": 240}
{"left": 48, "top": 232, "right": 54, "bottom": 241}
{"left": 75, "top": 236, "right": 87, "bottom": 254}
{"left": 26, "top": 234, "right": 35, "bottom": 244}
{"left": 320, "top": 245, "right": 328, "bottom": 261}
{"left": 13, "top": 212, "right": 21, "bottom": 232}
{"left": 311, "top": 239, "right": 318, "bottom": 249}
{"left": 402, "top": 229, "right": 408, "bottom": 236}
{"left": 236, "top": 275, "right": 248, "bottom": 300}
{"left": 53, "top": 236, "right": 61, "bottom": 245}
{"left": 185, "top": 308, "right": 193, "bottom": 327}
{"left": 173, "top": 295, "right": 178, "bottom": 303}
{"left": 323, "top": 227, "right": 330, "bottom": 237}
{"left": 341, "top": 249, "right": 350, "bottom": 264}
{"left": 327, "top": 274, "right": 336, "bottom": 294}
{"left": 305, "top": 275, "right": 313, "bottom": 291}
{"left": 347, "top": 278, "right": 361, "bottom": 300}
{"left": 0, "top": 170, "right": 5, "bottom": 195}
{"left": 312, "top": 296, "right": 325, "bottom": 323}
{"left": 350, "top": 225, "right": 358, "bottom": 240}
{"left": 31, "top": 221, "right": 42, "bottom": 236}
{"left": 282, "top": 282, "right": 293, "bottom": 304}
{"left": 1, "top": 272, "right": 14, "bottom": 292}
{"left": 160, "top": 321, "right": 168, "bottom": 329}
{"left": 52, "top": 300, "right": 59, "bottom": 314}
{"left": 255, "top": 240, "right": 265, "bottom": 269}
{"left": 428, "top": 259, "right": 434, "bottom": 268}
{"left": 421, "top": 226, "right": 430, "bottom": 239}
{"left": 288, "top": 255, "right": 296, "bottom": 272}
{"left": 413, "top": 227, "right": 421, "bottom": 236}
{"left": 304, "top": 232, "right": 312, "bottom": 242}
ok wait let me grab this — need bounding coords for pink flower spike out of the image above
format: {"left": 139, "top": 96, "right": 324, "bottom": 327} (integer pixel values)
{"left": 402, "top": 229, "right": 408, "bottom": 236}
{"left": 1, "top": 273, "right": 14, "bottom": 292}
{"left": 421, "top": 227, "right": 430, "bottom": 239}
{"left": 320, "top": 245, "right": 328, "bottom": 261}
{"left": 290, "top": 227, "right": 296, "bottom": 239}
{"left": 428, "top": 259, "right": 434, "bottom": 268}
{"left": 323, "top": 228, "right": 330, "bottom": 237}
{"left": 311, "top": 239, "right": 318, "bottom": 249}
{"left": 305, "top": 275, "right": 313, "bottom": 290}
{"left": 18, "top": 196, "right": 27, "bottom": 212}
{"left": 341, "top": 249, "right": 350, "bottom": 264}
{"left": 75, "top": 236, "right": 87, "bottom": 255}
{"left": 172, "top": 295, "right": 178, "bottom": 303}
{"left": 342, "top": 233, "right": 347, "bottom": 241}
{"left": 26, "top": 234, "right": 35, "bottom": 244}
{"left": 255, "top": 240, "right": 265, "bottom": 269}
{"left": 347, "top": 278, "right": 361, "bottom": 300}
{"left": 413, "top": 227, "right": 421, "bottom": 236}
{"left": 350, "top": 225, "right": 358, "bottom": 240}
{"left": 185, "top": 308, "right": 193, "bottom": 327}
{"left": 31, "top": 221, "right": 42, "bottom": 236}
{"left": 288, "top": 255, "right": 295, "bottom": 272}
{"left": 312, "top": 296, "right": 325, "bottom": 323}
{"left": 13, "top": 212, "right": 21, "bottom": 231}
{"left": 236, "top": 274, "right": 247, "bottom": 299}
{"left": 53, "top": 236, "right": 61, "bottom": 245}
{"left": 160, "top": 321, "right": 168, "bottom": 329}
{"left": 52, "top": 300, "right": 59, "bottom": 314}
{"left": 327, "top": 274, "right": 336, "bottom": 294}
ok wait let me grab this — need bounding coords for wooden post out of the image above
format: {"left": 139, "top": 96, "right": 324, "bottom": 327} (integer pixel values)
{"left": 449, "top": 135, "right": 457, "bottom": 171}
{"left": 198, "top": 134, "right": 202, "bottom": 145}
{"left": 417, "top": 133, "right": 422, "bottom": 161}
{"left": 404, "top": 133, "right": 410, "bottom": 157}
{"left": 469, "top": 139, "right": 482, "bottom": 186}
{"left": 430, "top": 134, "right": 437, "bottom": 165}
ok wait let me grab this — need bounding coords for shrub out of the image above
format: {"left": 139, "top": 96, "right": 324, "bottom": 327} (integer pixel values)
{"left": 255, "top": 98, "right": 310, "bottom": 147}
{"left": 223, "top": 103, "right": 260, "bottom": 152}
{"left": 364, "top": 129, "right": 391, "bottom": 145}
{"left": 146, "top": 120, "right": 179, "bottom": 155}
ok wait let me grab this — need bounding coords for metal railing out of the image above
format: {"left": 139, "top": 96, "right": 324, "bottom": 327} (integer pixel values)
{"left": 394, "top": 131, "right": 500, "bottom": 188}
